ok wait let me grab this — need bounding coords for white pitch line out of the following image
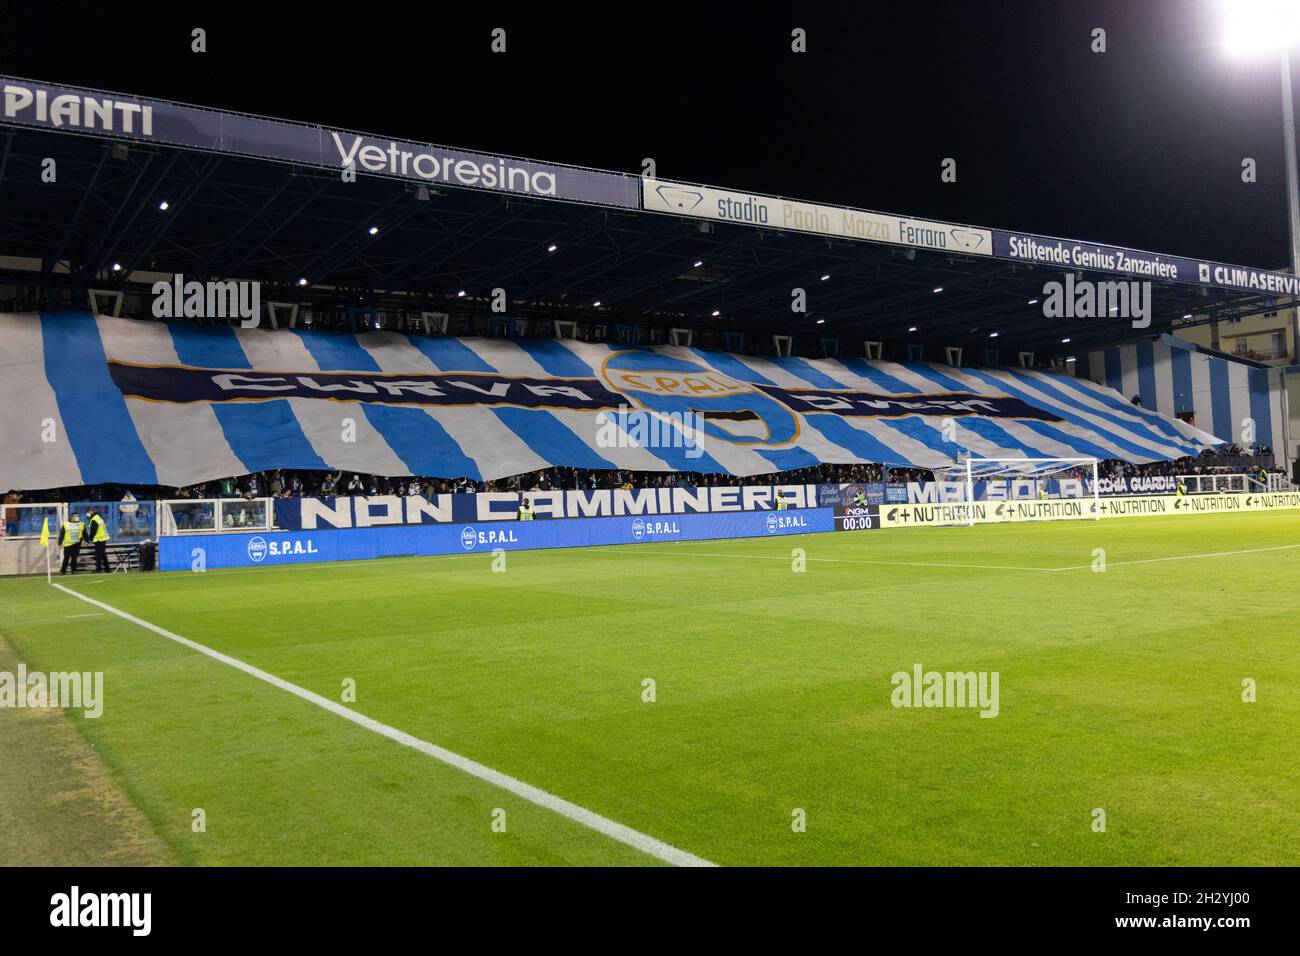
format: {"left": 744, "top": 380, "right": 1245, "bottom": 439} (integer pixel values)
{"left": 1046, "top": 542, "right": 1300, "bottom": 571}
{"left": 49, "top": 582, "right": 715, "bottom": 868}
{"left": 592, "top": 541, "right": 1300, "bottom": 574}
{"left": 591, "top": 547, "right": 1057, "bottom": 573}
{"left": 65, "top": 612, "right": 105, "bottom": 618}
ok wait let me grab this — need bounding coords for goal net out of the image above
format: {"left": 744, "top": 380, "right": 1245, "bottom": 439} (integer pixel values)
{"left": 937, "top": 455, "right": 1100, "bottom": 526}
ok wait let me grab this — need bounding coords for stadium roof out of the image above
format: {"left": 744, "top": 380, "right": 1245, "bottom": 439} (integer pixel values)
{"left": 2, "top": 73, "right": 1297, "bottom": 362}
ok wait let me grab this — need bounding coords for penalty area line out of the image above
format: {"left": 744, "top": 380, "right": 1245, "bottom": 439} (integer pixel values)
{"left": 49, "top": 582, "right": 716, "bottom": 868}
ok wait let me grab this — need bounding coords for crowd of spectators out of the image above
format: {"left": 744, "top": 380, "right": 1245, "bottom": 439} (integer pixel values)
{"left": 4, "top": 445, "right": 1291, "bottom": 508}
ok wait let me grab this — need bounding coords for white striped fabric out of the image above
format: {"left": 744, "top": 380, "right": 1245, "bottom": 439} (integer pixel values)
{"left": 0, "top": 311, "right": 1227, "bottom": 492}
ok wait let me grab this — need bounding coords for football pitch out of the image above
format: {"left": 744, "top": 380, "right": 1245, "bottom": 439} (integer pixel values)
{"left": 2, "top": 511, "right": 1298, "bottom": 867}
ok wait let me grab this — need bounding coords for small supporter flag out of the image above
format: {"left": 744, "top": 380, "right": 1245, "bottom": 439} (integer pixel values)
{"left": 39, "top": 516, "right": 49, "bottom": 548}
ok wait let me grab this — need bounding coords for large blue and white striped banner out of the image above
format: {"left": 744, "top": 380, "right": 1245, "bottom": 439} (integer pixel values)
{"left": 1079, "top": 334, "right": 1285, "bottom": 453}
{"left": 0, "top": 312, "right": 1221, "bottom": 490}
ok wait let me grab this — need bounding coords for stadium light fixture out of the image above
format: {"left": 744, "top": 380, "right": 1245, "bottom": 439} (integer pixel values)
{"left": 820, "top": 274, "right": 830, "bottom": 281}
{"left": 1217, "top": 0, "right": 1300, "bottom": 56}
{"left": 1183, "top": 312, "right": 1193, "bottom": 318}
{"left": 816, "top": 319, "right": 825, "bottom": 324}
{"left": 456, "top": 290, "right": 466, "bottom": 298}
{"left": 693, "top": 260, "right": 703, "bottom": 268}
{"left": 158, "top": 200, "right": 170, "bottom": 211}
{"left": 1217, "top": 0, "right": 1300, "bottom": 353}
{"left": 1027, "top": 298, "right": 1038, "bottom": 305}
{"left": 711, "top": 309, "right": 721, "bottom": 316}
{"left": 989, "top": 332, "right": 999, "bottom": 338}
{"left": 297, "top": 277, "right": 308, "bottom": 287}
{"left": 547, "top": 243, "right": 558, "bottom": 252}
{"left": 368, "top": 225, "right": 380, "bottom": 236}
{"left": 111, "top": 262, "right": 121, "bottom": 272}
{"left": 1061, "top": 337, "right": 1071, "bottom": 343}
{"left": 593, "top": 301, "right": 602, "bottom": 307}
{"left": 932, "top": 287, "right": 943, "bottom": 293}
{"left": 908, "top": 326, "right": 918, "bottom": 332}
{"left": 1067, "top": 356, "right": 1077, "bottom": 363}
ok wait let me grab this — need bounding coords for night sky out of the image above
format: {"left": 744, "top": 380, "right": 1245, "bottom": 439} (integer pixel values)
{"left": 5, "top": 0, "right": 1295, "bottom": 269}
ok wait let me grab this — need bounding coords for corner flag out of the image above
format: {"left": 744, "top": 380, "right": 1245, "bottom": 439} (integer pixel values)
{"left": 40, "top": 516, "right": 51, "bottom": 583}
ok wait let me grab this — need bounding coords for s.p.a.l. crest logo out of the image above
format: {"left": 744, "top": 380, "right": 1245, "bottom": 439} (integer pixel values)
{"left": 599, "top": 350, "right": 798, "bottom": 447}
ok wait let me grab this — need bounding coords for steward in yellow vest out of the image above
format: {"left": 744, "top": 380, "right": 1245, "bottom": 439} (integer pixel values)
{"left": 517, "top": 498, "right": 535, "bottom": 521}
{"left": 59, "top": 514, "right": 84, "bottom": 575}
{"left": 86, "top": 508, "right": 110, "bottom": 573}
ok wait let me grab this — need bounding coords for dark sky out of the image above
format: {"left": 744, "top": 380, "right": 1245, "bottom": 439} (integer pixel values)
{"left": 5, "top": 0, "right": 1295, "bottom": 269}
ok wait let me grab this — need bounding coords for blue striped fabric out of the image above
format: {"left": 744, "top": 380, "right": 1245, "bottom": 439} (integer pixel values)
{"left": 958, "top": 368, "right": 1188, "bottom": 461}
{"left": 836, "top": 358, "right": 915, "bottom": 393}
{"left": 773, "top": 355, "right": 850, "bottom": 390}
{"left": 801, "top": 414, "right": 915, "bottom": 466}
{"left": 1006, "top": 370, "right": 1201, "bottom": 455}
{"left": 1170, "top": 346, "right": 1194, "bottom": 418}
{"left": 1103, "top": 349, "right": 1123, "bottom": 393}
{"left": 692, "top": 348, "right": 779, "bottom": 386}
{"left": 878, "top": 416, "right": 964, "bottom": 459}
{"left": 1247, "top": 368, "right": 1272, "bottom": 449}
{"left": 40, "top": 311, "right": 157, "bottom": 485}
{"left": 407, "top": 336, "right": 497, "bottom": 372}
{"left": 293, "top": 331, "right": 482, "bottom": 480}
{"left": 1209, "top": 358, "right": 1233, "bottom": 442}
{"left": 2, "top": 313, "right": 1228, "bottom": 492}
{"left": 1084, "top": 336, "right": 1282, "bottom": 451}
{"left": 510, "top": 338, "right": 597, "bottom": 378}
{"left": 169, "top": 323, "right": 329, "bottom": 473}
{"left": 1136, "top": 341, "right": 1158, "bottom": 411}
{"left": 492, "top": 407, "right": 617, "bottom": 470}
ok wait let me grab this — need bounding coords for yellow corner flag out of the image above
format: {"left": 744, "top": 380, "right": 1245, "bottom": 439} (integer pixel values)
{"left": 39, "top": 516, "right": 50, "bottom": 548}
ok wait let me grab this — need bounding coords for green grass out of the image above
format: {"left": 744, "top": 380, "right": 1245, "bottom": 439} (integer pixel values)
{"left": 2, "top": 510, "right": 1298, "bottom": 866}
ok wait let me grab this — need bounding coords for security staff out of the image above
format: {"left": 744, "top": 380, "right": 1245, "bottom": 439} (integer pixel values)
{"left": 59, "top": 512, "right": 85, "bottom": 575}
{"left": 517, "top": 497, "right": 535, "bottom": 521}
{"left": 1175, "top": 479, "right": 1187, "bottom": 497}
{"left": 852, "top": 490, "right": 868, "bottom": 508}
{"left": 86, "top": 507, "right": 110, "bottom": 573}
{"left": 1259, "top": 467, "right": 1268, "bottom": 488}
{"left": 776, "top": 495, "right": 789, "bottom": 511}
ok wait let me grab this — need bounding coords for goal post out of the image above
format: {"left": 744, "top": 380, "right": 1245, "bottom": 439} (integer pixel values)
{"left": 954, "top": 456, "right": 1100, "bottom": 526}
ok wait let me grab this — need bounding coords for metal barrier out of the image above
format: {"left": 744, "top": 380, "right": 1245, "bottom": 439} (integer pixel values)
{"left": 67, "top": 500, "right": 157, "bottom": 541}
{"left": 1176, "top": 474, "right": 1259, "bottom": 494}
{"left": 157, "top": 498, "right": 273, "bottom": 535}
{"left": 1, "top": 501, "right": 62, "bottom": 538}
